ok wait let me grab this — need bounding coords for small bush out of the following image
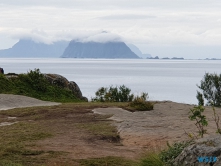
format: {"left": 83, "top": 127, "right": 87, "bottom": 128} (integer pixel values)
{"left": 159, "top": 141, "right": 191, "bottom": 166}
{"left": 189, "top": 106, "right": 208, "bottom": 138}
{"left": 92, "top": 85, "right": 153, "bottom": 111}
{"left": 92, "top": 85, "right": 134, "bottom": 102}
{"left": 129, "top": 93, "right": 153, "bottom": 111}
{"left": 18, "top": 68, "right": 48, "bottom": 92}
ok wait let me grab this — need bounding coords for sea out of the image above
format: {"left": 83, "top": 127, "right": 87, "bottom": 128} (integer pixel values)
{"left": 1, "top": 58, "right": 221, "bottom": 104}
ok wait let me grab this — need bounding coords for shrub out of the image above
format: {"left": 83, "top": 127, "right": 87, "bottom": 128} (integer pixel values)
{"left": 197, "top": 73, "right": 221, "bottom": 107}
{"left": 189, "top": 106, "right": 208, "bottom": 138}
{"left": 129, "top": 93, "right": 153, "bottom": 111}
{"left": 92, "top": 85, "right": 134, "bottom": 102}
{"left": 18, "top": 69, "right": 49, "bottom": 92}
{"left": 159, "top": 141, "right": 191, "bottom": 166}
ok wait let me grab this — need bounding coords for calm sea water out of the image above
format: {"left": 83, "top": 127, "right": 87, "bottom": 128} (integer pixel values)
{"left": 1, "top": 58, "right": 221, "bottom": 104}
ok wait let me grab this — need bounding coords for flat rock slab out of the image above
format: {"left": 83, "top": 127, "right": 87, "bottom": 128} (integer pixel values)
{"left": 0, "top": 94, "right": 60, "bottom": 110}
{"left": 93, "top": 102, "right": 221, "bottom": 148}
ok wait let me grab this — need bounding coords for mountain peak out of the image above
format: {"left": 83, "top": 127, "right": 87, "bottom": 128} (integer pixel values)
{"left": 61, "top": 41, "right": 140, "bottom": 59}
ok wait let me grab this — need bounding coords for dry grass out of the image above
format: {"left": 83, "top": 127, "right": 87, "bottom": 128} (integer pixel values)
{"left": 0, "top": 102, "right": 139, "bottom": 166}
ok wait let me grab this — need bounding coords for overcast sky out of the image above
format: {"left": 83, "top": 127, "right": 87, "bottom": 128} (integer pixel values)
{"left": 0, "top": 0, "right": 221, "bottom": 59}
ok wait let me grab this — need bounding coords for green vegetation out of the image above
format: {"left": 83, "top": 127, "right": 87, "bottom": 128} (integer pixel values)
{"left": 92, "top": 85, "right": 153, "bottom": 111}
{"left": 192, "top": 73, "right": 221, "bottom": 137}
{"left": 140, "top": 141, "right": 191, "bottom": 166}
{"left": 0, "top": 69, "right": 80, "bottom": 102}
{"left": 129, "top": 93, "right": 154, "bottom": 111}
{"left": 0, "top": 121, "right": 53, "bottom": 165}
{"left": 76, "top": 121, "right": 120, "bottom": 142}
{"left": 197, "top": 73, "right": 221, "bottom": 107}
{"left": 92, "top": 85, "right": 134, "bottom": 102}
{"left": 140, "top": 152, "right": 164, "bottom": 166}
{"left": 159, "top": 141, "right": 191, "bottom": 166}
{"left": 189, "top": 106, "right": 208, "bottom": 138}
{"left": 212, "top": 106, "right": 221, "bottom": 134}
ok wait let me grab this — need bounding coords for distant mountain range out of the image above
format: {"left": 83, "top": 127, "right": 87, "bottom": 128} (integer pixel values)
{"left": 61, "top": 41, "right": 139, "bottom": 59}
{"left": 126, "top": 44, "right": 151, "bottom": 58}
{"left": 0, "top": 39, "right": 148, "bottom": 59}
{"left": 0, "top": 39, "right": 69, "bottom": 58}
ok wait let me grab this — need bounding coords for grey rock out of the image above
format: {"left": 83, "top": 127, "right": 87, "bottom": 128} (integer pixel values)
{"left": 44, "top": 74, "right": 88, "bottom": 101}
{"left": 147, "top": 56, "right": 159, "bottom": 59}
{"left": 174, "top": 135, "right": 221, "bottom": 166}
{"left": 68, "top": 81, "right": 83, "bottom": 100}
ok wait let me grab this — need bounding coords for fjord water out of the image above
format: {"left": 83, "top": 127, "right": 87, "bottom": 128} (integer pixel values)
{"left": 1, "top": 58, "right": 221, "bottom": 104}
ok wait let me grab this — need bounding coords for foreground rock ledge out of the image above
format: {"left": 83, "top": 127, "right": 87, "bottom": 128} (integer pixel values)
{"left": 174, "top": 135, "right": 221, "bottom": 166}
{"left": 0, "top": 94, "right": 60, "bottom": 111}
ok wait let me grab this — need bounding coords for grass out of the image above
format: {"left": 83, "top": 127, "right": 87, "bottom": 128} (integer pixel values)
{"left": 79, "top": 156, "right": 139, "bottom": 166}
{"left": 0, "top": 103, "right": 141, "bottom": 165}
{"left": 140, "top": 153, "right": 164, "bottom": 166}
{"left": 0, "top": 121, "right": 54, "bottom": 165}
{"left": 76, "top": 121, "right": 120, "bottom": 142}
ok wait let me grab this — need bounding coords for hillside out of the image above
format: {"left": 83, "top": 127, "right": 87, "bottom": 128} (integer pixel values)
{"left": 0, "top": 39, "right": 69, "bottom": 58}
{"left": 61, "top": 41, "right": 140, "bottom": 59}
{"left": 0, "top": 69, "right": 87, "bottom": 102}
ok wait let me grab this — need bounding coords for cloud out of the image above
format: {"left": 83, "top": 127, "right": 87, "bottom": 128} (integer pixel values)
{"left": 1, "top": 0, "right": 221, "bottom": 58}
{"left": 1, "top": 0, "right": 220, "bottom": 10}
{"left": 9, "top": 29, "right": 123, "bottom": 44}
{"left": 11, "top": 29, "right": 54, "bottom": 44}
{"left": 99, "top": 14, "right": 156, "bottom": 20}
{"left": 80, "top": 32, "right": 122, "bottom": 43}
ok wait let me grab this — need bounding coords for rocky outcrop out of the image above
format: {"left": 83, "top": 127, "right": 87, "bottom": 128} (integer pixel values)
{"left": 4, "top": 73, "right": 88, "bottom": 101}
{"left": 174, "top": 135, "right": 221, "bottom": 166}
{"left": 44, "top": 74, "right": 88, "bottom": 101}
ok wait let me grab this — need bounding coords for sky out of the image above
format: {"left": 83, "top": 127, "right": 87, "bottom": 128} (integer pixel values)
{"left": 0, "top": 0, "right": 221, "bottom": 59}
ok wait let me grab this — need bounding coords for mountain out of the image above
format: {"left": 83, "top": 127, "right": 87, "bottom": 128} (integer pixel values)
{"left": 61, "top": 41, "right": 140, "bottom": 59}
{"left": 126, "top": 44, "right": 143, "bottom": 57}
{"left": 126, "top": 44, "right": 152, "bottom": 59}
{"left": 0, "top": 39, "right": 69, "bottom": 58}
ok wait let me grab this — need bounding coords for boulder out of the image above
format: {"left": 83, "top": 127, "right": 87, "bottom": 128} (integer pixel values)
{"left": 44, "top": 74, "right": 88, "bottom": 101}
{"left": 174, "top": 135, "right": 221, "bottom": 166}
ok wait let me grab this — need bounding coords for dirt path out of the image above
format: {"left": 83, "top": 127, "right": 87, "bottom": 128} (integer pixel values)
{"left": 0, "top": 94, "right": 60, "bottom": 110}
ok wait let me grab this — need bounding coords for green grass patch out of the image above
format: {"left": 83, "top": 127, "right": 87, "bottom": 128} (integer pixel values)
{"left": 76, "top": 121, "right": 120, "bottom": 142}
{"left": 0, "top": 121, "right": 53, "bottom": 165}
{"left": 0, "top": 160, "right": 23, "bottom": 166}
{"left": 140, "top": 152, "right": 164, "bottom": 166}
